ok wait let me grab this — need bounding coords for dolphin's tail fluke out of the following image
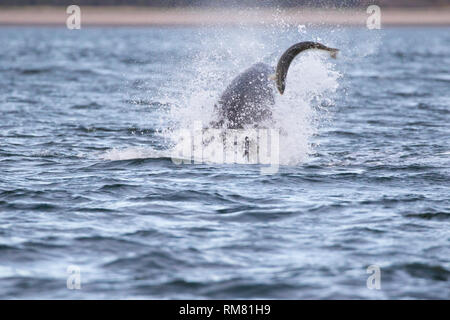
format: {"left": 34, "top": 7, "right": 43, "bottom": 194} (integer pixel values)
{"left": 275, "top": 41, "right": 339, "bottom": 94}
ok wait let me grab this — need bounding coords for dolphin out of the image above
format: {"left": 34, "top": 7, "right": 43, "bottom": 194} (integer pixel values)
{"left": 211, "top": 41, "right": 338, "bottom": 129}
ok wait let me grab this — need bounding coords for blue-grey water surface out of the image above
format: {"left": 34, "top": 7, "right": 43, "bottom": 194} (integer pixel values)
{"left": 0, "top": 26, "right": 449, "bottom": 299}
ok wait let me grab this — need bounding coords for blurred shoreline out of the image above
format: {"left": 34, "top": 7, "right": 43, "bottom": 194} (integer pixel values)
{"left": 0, "top": 6, "right": 449, "bottom": 26}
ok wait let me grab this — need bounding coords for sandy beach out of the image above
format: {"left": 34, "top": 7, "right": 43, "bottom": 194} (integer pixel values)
{"left": 0, "top": 6, "right": 449, "bottom": 26}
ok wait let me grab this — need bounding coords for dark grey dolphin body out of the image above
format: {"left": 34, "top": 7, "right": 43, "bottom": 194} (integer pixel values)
{"left": 212, "top": 63, "right": 275, "bottom": 129}
{"left": 211, "top": 41, "right": 338, "bottom": 129}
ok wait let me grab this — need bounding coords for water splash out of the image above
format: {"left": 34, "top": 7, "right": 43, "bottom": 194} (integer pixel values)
{"left": 274, "top": 52, "right": 341, "bottom": 165}
{"left": 104, "top": 18, "right": 342, "bottom": 165}
{"left": 161, "top": 23, "right": 341, "bottom": 166}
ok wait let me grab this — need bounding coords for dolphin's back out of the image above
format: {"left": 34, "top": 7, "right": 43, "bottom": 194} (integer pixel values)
{"left": 215, "top": 63, "right": 275, "bottom": 129}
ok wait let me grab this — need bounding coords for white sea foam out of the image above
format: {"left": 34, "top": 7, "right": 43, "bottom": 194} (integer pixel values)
{"left": 101, "top": 147, "right": 169, "bottom": 161}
